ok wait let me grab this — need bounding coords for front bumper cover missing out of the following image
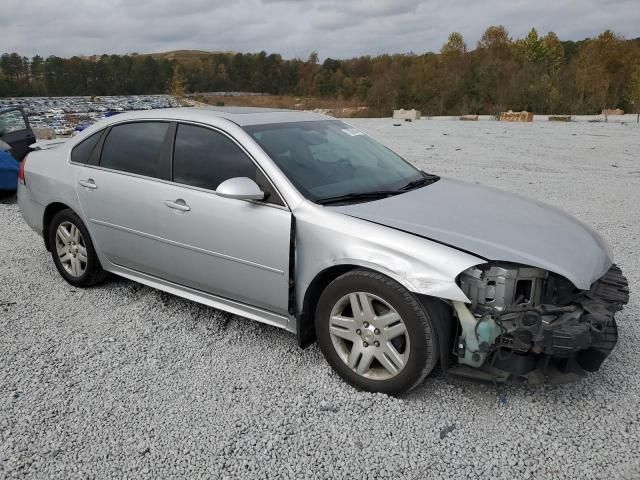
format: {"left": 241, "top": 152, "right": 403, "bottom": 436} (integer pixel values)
{"left": 448, "top": 264, "right": 629, "bottom": 384}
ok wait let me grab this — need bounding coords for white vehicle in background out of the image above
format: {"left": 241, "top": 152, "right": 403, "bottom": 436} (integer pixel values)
{"left": 54, "top": 125, "right": 74, "bottom": 137}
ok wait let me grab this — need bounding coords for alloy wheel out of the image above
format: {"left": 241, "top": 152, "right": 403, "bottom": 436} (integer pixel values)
{"left": 329, "top": 292, "right": 410, "bottom": 380}
{"left": 55, "top": 221, "right": 88, "bottom": 278}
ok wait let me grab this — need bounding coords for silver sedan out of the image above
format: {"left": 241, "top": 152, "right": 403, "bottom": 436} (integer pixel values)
{"left": 18, "top": 107, "right": 629, "bottom": 394}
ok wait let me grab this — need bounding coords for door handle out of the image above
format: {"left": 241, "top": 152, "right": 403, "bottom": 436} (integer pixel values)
{"left": 78, "top": 179, "right": 97, "bottom": 190}
{"left": 164, "top": 199, "right": 191, "bottom": 212}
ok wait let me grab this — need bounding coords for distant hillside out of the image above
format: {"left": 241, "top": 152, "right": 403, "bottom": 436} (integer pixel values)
{"left": 139, "top": 50, "right": 233, "bottom": 62}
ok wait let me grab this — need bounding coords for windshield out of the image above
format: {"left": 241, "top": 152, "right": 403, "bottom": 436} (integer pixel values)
{"left": 243, "top": 120, "right": 426, "bottom": 203}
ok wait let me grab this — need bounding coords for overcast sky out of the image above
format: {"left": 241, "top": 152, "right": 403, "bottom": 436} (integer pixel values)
{"left": 2, "top": 0, "right": 638, "bottom": 59}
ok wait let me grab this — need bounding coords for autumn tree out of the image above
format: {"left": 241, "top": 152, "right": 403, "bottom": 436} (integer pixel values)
{"left": 571, "top": 30, "right": 637, "bottom": 113}
{"left": 297, "top": 52, "right": 319, "bottom": 96}
{"left": 439, "top": 32, "right": 469, "bottom": 114}
{"left": 478, "top": 26, "right": 511, "bottom": 58}
{"left": 168, "top": 64, "right": 187, "bottom": 98}
{"left": 475, "top": 25, "right": 516, "bottom": 113}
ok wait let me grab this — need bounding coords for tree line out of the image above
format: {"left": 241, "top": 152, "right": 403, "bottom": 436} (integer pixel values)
{"left": 2, "top": 26, "right": 640, "bottom": 116}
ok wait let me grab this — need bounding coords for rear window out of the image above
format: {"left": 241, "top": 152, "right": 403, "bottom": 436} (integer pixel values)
{"left": 100, "top": 122, "right": 170, "bottom": 178}
{"left": 71, "top": 131, "right": 102, "bottom": 164}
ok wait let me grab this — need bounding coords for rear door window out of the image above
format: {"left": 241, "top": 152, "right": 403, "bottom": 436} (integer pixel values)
{"left": 71, "top": 131, "right": 103, "bottom": 164}
{"left": 100, "top": 122, "right": 170, "bottom": 178}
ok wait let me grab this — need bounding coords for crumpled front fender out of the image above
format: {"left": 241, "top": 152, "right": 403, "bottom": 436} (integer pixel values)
{"left": 294, "top": 201, "right": 485, "bottom": 311}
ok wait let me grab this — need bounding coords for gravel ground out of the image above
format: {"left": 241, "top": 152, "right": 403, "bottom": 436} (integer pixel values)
{"left": 1, "top": 118, "right": 639, "bottom": 479}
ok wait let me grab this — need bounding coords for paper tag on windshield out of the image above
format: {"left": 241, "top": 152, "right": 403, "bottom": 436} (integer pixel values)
{"left": 342, "top": 128, "right": 364, "bottom": 137}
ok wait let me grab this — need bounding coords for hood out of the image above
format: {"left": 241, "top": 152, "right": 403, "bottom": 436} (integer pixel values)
{"left": 333, "top": 178, "right": 612, "bottom": 289}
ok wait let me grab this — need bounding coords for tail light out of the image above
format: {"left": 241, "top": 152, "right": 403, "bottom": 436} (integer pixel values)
{"left": 18, "top": 155, "right": 27, "bottom": 185}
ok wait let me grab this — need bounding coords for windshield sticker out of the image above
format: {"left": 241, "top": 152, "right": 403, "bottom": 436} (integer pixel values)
{"left": 341, "top": 127, "right": 364, "bottom": 137}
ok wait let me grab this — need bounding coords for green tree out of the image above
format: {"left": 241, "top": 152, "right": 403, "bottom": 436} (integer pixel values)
{"left": 626, "top": 65, "right": 640, "bottom": 114}
{"left": 522, "top": 28, "right": 545, "bottom": 63}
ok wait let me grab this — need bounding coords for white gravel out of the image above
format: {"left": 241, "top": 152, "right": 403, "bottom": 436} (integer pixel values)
{"left": 1, "top": 117, "right": 639, "bottom": 479}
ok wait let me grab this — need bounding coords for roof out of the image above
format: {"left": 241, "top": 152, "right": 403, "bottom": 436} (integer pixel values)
{"left": 97, "top": 106, "right": 332, "bottom": 127}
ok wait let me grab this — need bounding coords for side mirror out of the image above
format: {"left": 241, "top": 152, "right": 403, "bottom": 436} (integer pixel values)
{"left": 216, "top": 177, "right": 265, "bottom": 201}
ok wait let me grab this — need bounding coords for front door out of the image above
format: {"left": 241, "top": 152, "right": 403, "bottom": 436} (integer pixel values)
{"left": 0, "top": 108, "right": 35, "bottom": 161}
{"left": 154, "top": 123, "right": 292, "bottom": 315}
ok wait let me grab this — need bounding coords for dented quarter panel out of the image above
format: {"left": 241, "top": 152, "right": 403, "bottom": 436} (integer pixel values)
{"left": 293, "top": 200, "right": 485, "bottom": 309}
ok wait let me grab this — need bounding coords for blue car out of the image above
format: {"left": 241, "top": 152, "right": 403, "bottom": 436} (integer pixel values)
{"left": 0, "top": 141, "right": 19, "bottom": 190}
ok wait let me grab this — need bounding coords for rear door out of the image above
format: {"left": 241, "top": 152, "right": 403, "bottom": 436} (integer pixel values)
{"left": 75, "top": 121, "right": 174, "bottom": 278}
{"left": 154, "top": 123, "right": 292, "bottom": 315}
{"left": 0, "top": 108, "right": 35, "bottom": 161}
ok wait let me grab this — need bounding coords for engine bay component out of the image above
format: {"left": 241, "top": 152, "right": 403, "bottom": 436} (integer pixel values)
{"left": 459, "top": 263, "right": 548, "bottom": 313}
{"left": 455, "top": 263, "right": 548, "bottom": 368}
{"left": 453, "top": 263, "right": 629, "bottom": 382}
{"left": 452, "top": 301, "right": 498, "bottom": 368}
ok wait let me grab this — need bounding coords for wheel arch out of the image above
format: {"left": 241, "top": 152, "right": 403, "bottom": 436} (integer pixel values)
{"left": 415, "top": 294, "right": 457, "bottom": 371}
{"left": 297, "top": 264, "right": 360, "bottom": 348}
{"left": 295, "top": 261, "right": 451, "bottom": 345}
{"left": 297, "top": 264, "right": 458, "bottom": 372}
{"left": 42, "top": 202, "right": 73, "bottom": 251}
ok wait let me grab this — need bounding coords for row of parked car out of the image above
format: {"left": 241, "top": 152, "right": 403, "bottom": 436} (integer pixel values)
{"left": 0, "top": 95, "right": 179, "bottom": 191}
{"left": 1, "top": 95, "right": 177, "bottom": 116}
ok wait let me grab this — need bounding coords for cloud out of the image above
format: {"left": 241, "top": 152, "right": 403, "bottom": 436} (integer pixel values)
{"left": 1, "top": 0, "right": 638, "bottom": 59}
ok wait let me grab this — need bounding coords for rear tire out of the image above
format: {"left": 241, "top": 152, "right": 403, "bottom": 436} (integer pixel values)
{"left": 48, "top": 208, "right": 108, "bottom": 287}
{"left": 315, "top": 269, "right": 439, "bottom": 395}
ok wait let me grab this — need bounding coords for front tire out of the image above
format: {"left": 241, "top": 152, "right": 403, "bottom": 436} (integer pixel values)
{"left": 315, "top": 269, "right": 439, "bottom": 395}
{"left": 48, "top": 209, "right": 108, "bottom": 287}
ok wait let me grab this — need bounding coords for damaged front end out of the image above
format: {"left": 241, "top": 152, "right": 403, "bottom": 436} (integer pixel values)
{"left": 448, "top": 263, "right": 629, "bottom": 384}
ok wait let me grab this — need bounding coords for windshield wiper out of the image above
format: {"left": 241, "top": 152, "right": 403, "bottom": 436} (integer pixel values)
{"left": 316, "top": 190, "right": 401, "bottom": 205}
{"left": 399, "top": 173, "right": 440, "bottom": 191}
{"left": 317, "top": 173, "right": 440, "bottom": 205}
